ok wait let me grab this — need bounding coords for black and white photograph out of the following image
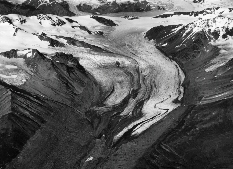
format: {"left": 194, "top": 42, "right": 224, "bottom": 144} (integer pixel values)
{"left": 0, "top": 0, "right": 233, "bottom": 168}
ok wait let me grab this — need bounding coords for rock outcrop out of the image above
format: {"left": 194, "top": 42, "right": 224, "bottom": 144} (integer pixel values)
{"left": 76, "top": 0, "right": 152, "bottom": 14}
{"left": 140, "top": 12, "right": 233, "bottom": 169}
{"left": 0, "top": 0, "right": 75, "bottom": 16}
{"left": 1, "top": 6, "right": 233, "bottom": 169}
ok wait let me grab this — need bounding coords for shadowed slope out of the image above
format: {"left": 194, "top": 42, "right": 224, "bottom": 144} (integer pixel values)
{"left": 135, "top": 14, "right": 233, "bottom": 168}
{"left": 0, "top": 49, "right": 100, "bottom": 169}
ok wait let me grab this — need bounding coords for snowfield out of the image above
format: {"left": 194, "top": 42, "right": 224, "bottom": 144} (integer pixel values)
{"left": 6, "top": 0, "right": 233, "bottom": 11}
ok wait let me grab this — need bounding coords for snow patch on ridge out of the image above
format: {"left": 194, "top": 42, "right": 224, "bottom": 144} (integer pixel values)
{"left": 0, "top": 14, "right": 105, "bottom": 54}
{"left": 181, "top": 15, "right": 233, "bottom": 72}
{"left": 160, "top": 12, "right": 233, "bottom": 73}
{"left": 0, "top": 53, "right": 32, "bottom": 85}
{"left": 205, "top": 38, "right": 233, "bottom": 72}
{"left": 0, "top": 12, "right": 187, "bottom": 140}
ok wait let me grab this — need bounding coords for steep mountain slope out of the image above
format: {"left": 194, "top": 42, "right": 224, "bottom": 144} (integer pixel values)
{"left": 138, "top": 11, "right": 233, "bottom": 168}
{"left": 0, "top": 13, "right": 186, "bottom": 169}
{"left": 146, "top": 14, "right": 233, "bottom": 76}
{"left": 0, "top": 14, "right": 119, "bottom": 53}
{"left": 1, "top": 5, "right": 233, "bottom": 169}
{"left": 8, "top": 0, "right": 233, "bottom": 12}
{"left": 76, "top": 0, "right": 152, "bottom": 14}
{"left": 0, "top": 49, "right": 100, "bottom": 168}
{"left": 2, "top": 0, "right": 233, "bottom": 16}
{"left": 0, "top": 0, "right": 75, "bottom": 16}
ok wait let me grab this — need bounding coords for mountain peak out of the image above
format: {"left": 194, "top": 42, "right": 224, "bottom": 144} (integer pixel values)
{"left": 23, "top": 0, "right": 58, "bottom": 7}
{"left": 181, "top": 15, "right": 233, "bottom": 41}
{"left": 0, "top": 49, "right": 41, "bottom": 86}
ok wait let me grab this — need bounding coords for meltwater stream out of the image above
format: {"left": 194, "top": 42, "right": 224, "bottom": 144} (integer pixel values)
{"left": 0, "top": 13, "right": 188, "bottom": 169}
{"left": 80, "top": 32, "right": 185, "bottom": 142}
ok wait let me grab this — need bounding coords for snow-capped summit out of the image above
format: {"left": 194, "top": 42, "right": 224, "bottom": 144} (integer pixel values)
{"left": 0, "top": 49, "right": 38, "bottom": 86}
{"left": 36, "top": 14, "right": 66, "bottom": 26}
{"left": 0, "top": 0, "right": 75, "bottom": 16}
{"left": 0, "top": 16, "right": 13, "bottom": 24}
{"left": 181, "top": 16, "right": 233, "bottom": 41}
{"left": 2, "top": 0, "right": 233, "bottom": 16}
{"left": 0, "top": 13, "right": 122, "bottom": 61}
{"left": 151, "top": 11, "right": 233, "bottom": 47}
{"left": 24, "top": 0, "right": 58, "bottom": 8}
{"left": 146, "top": 12, "right": 233, "bottom": 73}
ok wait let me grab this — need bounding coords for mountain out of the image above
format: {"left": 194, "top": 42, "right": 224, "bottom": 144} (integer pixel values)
{"left": 146, "top": 14, "right": 233, "bottom": 71}
{"left": 0, "top": 14, "right": 119, "bottom": 54}
{"left": 0, "top": 13, "right": 187, "bottom": 169}
{"left": 0, "top": 13, "right": 113, "bottom": 168}
{"left": 0, "top": 0, "right": 75, "bottom": 16}
{"left": 76, "top": 0, "right": 152, "bottom": 14}
{"left": 1, "top": 2, "right": 233, "bottom": 169}
{"left": 139, "top": 11, "right": 233, "bottom": 168}
{"left": 2, "top": 0, "right": 233, "bottom": 15}
{"left": 0, "top": 49, "right": 99, "bottom": 169}
{"left": 0, "top": 0, "right": 155, "bottom": 16}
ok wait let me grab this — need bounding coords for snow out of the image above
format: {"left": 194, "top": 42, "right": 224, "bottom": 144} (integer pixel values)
{"left": 205, "top": 37, "right": 233, "bottom": 72}
{"left": 6, "top": 0, "right": 154, "bottom": 5}
{"left": 0, "top": 14, "right": 104, "bottom": 54}
{"left": 17, "top": 49, "right": 32, "bottom": 57}
{"left": 5, "top": 65, "right": 18, "bottom": 69}
{"left": 5, "top": 0, "right": 233, "bottom": 12}
{"left": 0, "top": 74, "right": 17, "bottom": 79}
{"left": 85, "top": 156, "right": 94, "bottom": 162}
{"left": 0, "top": 21, "right": 52, "bottom": 54}
{"left": 0, "top": 54, "right": 31, "bottom": 85}
{"left": 0, "top": 0, "right": 233, "bottom": 142}
{"left": 0, "top": 11, "right": 225, "bottom": 139}
{"left": 182, "top": 15, "right": 233, "bottom": 38}
{"left": 108, "top": 33, "right": 185, "bottom": 140}
{"left": 166, "top": 13, "right": 233, "bottom": 72}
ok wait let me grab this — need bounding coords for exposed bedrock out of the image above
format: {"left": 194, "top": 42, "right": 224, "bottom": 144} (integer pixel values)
{"left": 90, "top": 15, "right": 118, "bottom": 27}
{"left": 145, "top": 16, "right": 233, "bottom": 105}
{"left": 1, "top": 7, "right": 233, "bottom": 169}
{"left": 76, "top": 1, "right": 151, "bottom": 14}
{"left": 137, "top": 16, "right": 233, "bottom": 168}
{"left": 0, "top": 31, "right": 185, "bottom": 168}
{"left": 0, "top": 0, "right": 75, "bottom": 16}
{"left": 0, "top": 0, "right": 154, "bottom": 16}
{"left": 0, "top": 49, "right": 101, "bottom": 169}
{"left": 153, "top": 7, "right": 223, "bottom": 18}
{"left": 0, "top": 11, "right": 188, "bottom": 169}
